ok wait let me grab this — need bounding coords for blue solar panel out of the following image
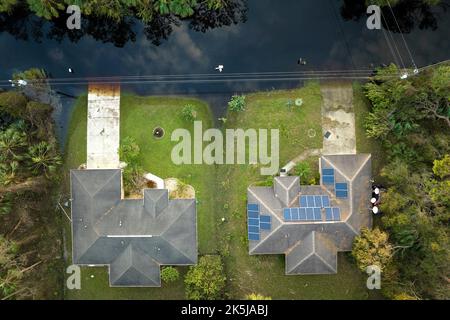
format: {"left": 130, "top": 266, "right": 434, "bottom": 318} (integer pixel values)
{"left": 314, "top": 208, "right": 322, "bottom": 220}
{"left": 247, "top": 203, "right": 259, "bottom": 211}
{"left": 260, "top": 222, "right": 271, "bottom": 230}
{"left": 322, "top": 168, "right": 334, "bottom": 176}
{"left": 283, "top": 208, "right": 291, "bottom": 220}
{"left": 336, "top": 190, "right": 348, "bottom": 198}
{"left": 307, "top": 195, "right": 315, "bottom": 207}
{"left": 322, "top": 175, "right": 335, "bottom": 184}
{"left": 248, "top": 210, "right": 259, "bottom": 218}
{"left": 300, "top": 195, "right": 307, "bottom": 207}
{"left": 248, "top": 218, "right": 259, "bottom": 226}
{"left": 322, "top": 195, "right": 330, "bottom": 207}
{"left": 248, "top": 226, "right": 259, "bottom": 233}
{"left": 260, "top": 215, "right": 271, "bottom": 223}
{"left": 306, "top": 208, "right": 314, "bottom": 220}
{"left": 314, "top": 195, "right": 322, "bottom": 207}
{"left": 333, "top": 207, "right": 341, "bottom": 220}
{"left": 248, "top": 233, "right": 260, "bottom": 241}
{"left": 325, "top": 208, "right": 333, "bottom": 221}
{"left": 335, "top": 183, "right": 348, "bottom": 190}
{"left": 292, "top": 208, "right": 299, "bottom": 220}
{"left": 299, "top": 208, "right": 306, "bottom": 220}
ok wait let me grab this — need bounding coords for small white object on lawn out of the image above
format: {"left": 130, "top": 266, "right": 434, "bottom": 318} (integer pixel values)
{"left": 372, "top": 206, "right": 379, "bottom": 214}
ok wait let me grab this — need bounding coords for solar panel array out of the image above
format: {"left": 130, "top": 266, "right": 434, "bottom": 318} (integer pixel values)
{"left": 325, "top": 207, "right": 341, "bottom": 221}
{"left": 322, "top": 168, "right": 335, "bottom": 185}
{"left": 335, "top": 182, "right": 348, "bottom": 198}
{"left": 322, "top": 167, "right": 349, "bottom": 199}
{"left": 299, "top": 195, "right": 330, "bottom": 208}
{"left": 247, "top": 203, "right": 272, "bottom": 241}
{"left": 283, "top": 207, "right": 322, "bottom": 221}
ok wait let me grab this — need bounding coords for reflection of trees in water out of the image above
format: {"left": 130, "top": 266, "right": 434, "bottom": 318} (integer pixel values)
{"left": 340, "top": 0, "right": 449, "bottom": 33}
{"left": 0, "top": 0, "right": 247, "bottom": 47}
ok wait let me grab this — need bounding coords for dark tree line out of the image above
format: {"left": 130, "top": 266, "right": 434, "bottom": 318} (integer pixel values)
{"left": 0, "top": 0, "right": 248, "bottom": 47}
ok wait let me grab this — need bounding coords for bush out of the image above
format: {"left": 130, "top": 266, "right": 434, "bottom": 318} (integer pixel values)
{"left": 119, "top": 137, "right": 140, "bottom": 165}
{"left": 181, "top": 105, "right": 197, "bottom": 122}
{"left": 295, "top": 162, "right": 311, "bottom": 181}
{"left": 184, "top": 255, "right": 226, "bottom": 300}
{"left": 352, "top": 227, "right": 393, "bottom": 272}
{"left": 228, "top": 95, "right": 246, "bottom": 112}
{"left": 245, "top": 293, "right": 272, "bottom": 300}
{"left": 0, "top": 91, "right": 28, "bottom": 118}
{"left": 161, "top": 267, "right": 180, "bottom": 283}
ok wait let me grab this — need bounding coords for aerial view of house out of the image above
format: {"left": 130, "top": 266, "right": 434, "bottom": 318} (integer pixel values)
{"left": 0, "top": 0, "right": 448, "bottom": 309}
{"left": 247, "top": 154, "right": 372, "bottom": 275}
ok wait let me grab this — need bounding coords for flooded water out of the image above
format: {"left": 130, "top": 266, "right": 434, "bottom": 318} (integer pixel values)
{"left": 0, "top": 0, "right": 449, "bottom": 143}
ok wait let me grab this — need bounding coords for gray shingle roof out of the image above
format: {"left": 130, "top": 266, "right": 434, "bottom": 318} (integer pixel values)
{"left": 247, "top": 154, "right": 372, "bottom": 275}
{"left": 70, "top": 169, "right": 197, "bottom": 287}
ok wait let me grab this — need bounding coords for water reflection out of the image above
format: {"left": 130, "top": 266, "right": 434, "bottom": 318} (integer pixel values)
{"left": 0, "top": 0, "right": 247, "bottom": 47}
{"left": 341, "top": 0, "right": 449, "bottom": 33}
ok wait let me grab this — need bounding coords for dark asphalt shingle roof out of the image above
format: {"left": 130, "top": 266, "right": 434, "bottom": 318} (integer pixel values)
{"left": 70, "top": 169, "right": 197, "bottom": 287}
{"left": 247, "top": 154, "right": 372, "bottom": 275}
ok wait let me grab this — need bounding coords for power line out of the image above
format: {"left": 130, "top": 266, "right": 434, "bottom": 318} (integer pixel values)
{"left": 381, "top": 9, "right": 406, "bottom": 70}
{"left": 1, "top": 75, "right": 389, "bottom": 88}
{"left": 386, "top": 0, "right": 417, "bottom": 69}
{"left": 327, "top": 0, "right": 357, "bottom": 70}
{"left": 0, "top": 69, "right": 377, "bottom": 85}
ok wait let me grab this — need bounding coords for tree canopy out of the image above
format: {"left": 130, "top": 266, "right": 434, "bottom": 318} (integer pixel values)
{"left": 361, "top": 64, "right": 450, "bottom": 300}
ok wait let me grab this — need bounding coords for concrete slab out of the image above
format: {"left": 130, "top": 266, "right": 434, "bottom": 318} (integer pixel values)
{"left": 321, "top": 83, "right": 356, "bottom": 155}
{"left": 86, "top": 84, "right": 120, "bottom": 169}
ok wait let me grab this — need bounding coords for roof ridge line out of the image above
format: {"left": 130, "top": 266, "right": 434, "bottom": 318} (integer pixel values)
{"left": 159, "top": 200, "right": 195, "bottom": 236}
{"left": 248, "top": 188, "right": 282, "bottom": 224}
{"left": 322, "top": 157, "right": 352, "bottom": 182}
{"left": 313, "top": 252, "right": 337, "bottom": 273}
{"left": 286, "top": 249, "right": 314, "bottom": 274}
{"left": 109, "top": 244, "right": 133, "bottom": 283}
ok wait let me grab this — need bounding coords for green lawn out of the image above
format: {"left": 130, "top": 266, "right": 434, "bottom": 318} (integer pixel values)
{"left": 64, "top": 82, "right": 380, "bottom": 300}
{"left": 64, "top": 94, "right": 217, "bottom": 299}
{"left": 215, "top": 82, "right": 379, "bottom": 299}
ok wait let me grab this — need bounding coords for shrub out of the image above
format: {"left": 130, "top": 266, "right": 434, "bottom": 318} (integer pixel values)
{"left": 181, "top": 105, "right": 197, "bottom": 121}
{"left": 161, "top": 267, "right": 180, "bottom": 283}
{"left": 228, "top": 95, "right": 246, "bottom": 112}
{"left": 0, "top": 91, "right": 28, "bottom": 118}
{"left": 352, "top": 227, "right": 393, "bottom": 272}
{"left": 184, "top": 255, "right": 226, "bottom": 300}
{"left": 119, "top": 137, "right": 140, "bottom": 165}
{"left": 245, "top": 293, "right": 272, "bottom": 300}
{"left": 295, "top": 162, "right": 311, "bottom": 181}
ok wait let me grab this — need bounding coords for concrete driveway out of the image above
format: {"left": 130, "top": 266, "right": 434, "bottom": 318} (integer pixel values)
{"left": 321, "top": 83, "right": 356, "bottom": 155}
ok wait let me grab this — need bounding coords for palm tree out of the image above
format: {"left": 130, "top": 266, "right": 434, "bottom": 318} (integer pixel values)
{"left": 0, "top": 126, "right": 27, "bottom": 160}
{"left": 26, "top": 141, "right": 62, "bottom": 177}
{"left": 0, "top": 161, "right": 19, "bottom": 186}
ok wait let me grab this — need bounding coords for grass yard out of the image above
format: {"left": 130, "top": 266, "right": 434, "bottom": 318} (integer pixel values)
{"left": 216, "top": 82, "right": 380, "bottom": 299}
{"left": 64, "top": 94, "right": 217, "bottom": 299}
{"left": 63, "top": 81, "right": 380, "bottom": 300}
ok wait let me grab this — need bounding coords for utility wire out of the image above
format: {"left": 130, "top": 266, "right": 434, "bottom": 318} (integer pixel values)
{"left": 381, "top": 9, "right": 406, "bottom": 70}
{"left": 386, "top": 0, "right": 417, "bottom": 69}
